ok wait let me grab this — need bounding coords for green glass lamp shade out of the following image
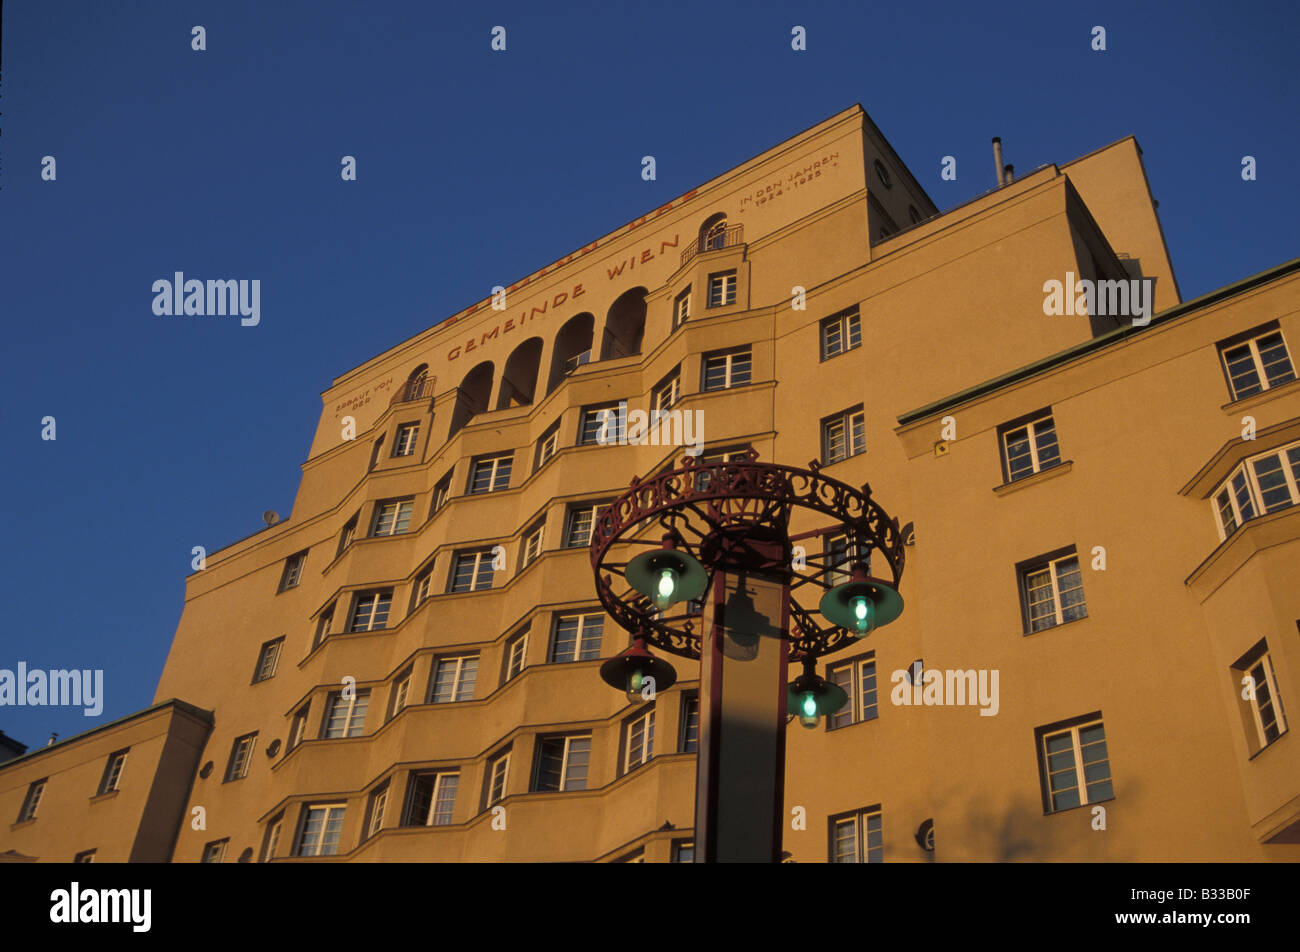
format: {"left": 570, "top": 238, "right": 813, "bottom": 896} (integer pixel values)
{"left": 626, "top": 547, "right": 708, "bottom": 609}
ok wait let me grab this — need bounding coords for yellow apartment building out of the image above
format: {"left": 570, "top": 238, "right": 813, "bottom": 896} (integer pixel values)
{"left": 2, "top": 104, "right": 1297, "bottom": 862}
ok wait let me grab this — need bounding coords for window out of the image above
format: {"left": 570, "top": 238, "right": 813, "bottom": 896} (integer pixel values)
{"left": 536, "top": 421, "right": 561, "bottom": 470}
{"left": 550, "top": 613, "right": 604, "bottom": 663}
{"left": 411, "top": 567, "right": 433, "bottom": 611}
{"left": 389, "top": 668, "right": 413, "bottom": 720}
{"left": 701, "top": 347, "right": 751, "bottom": 391}
{"left": 533, "top": 734, "right": 592, "bottom": 791}
{"left": 430, "top": 470, "right": 453, "bottom": 516}
{"left": 314, "top": 604, "right": 334, "bottom": 649}
{"left": 97, "top": 749, "right": 128, "bottom": 795}
{"left": 1212, "top": 440, "right": 1300, "bottom": 539}
{"left": 392, "top": 422, "right": 420, "bottom": 457}
{"left": 295, "top": 804, "right": 346, "bottom": 857}
{"left": 1218, "top": 324, "right": 1295, "bottom": 400}
{"left": 999, "top": 412, "right": 1062, "bottom": 482}
{"left": 651, "top": 368, "right": 681, "bottom": 414}
{"left": 673, "top": 287, "right": 691, "bottom": 329}
{"left": 873, "top": 159, "right": 892, "bottom": 188}
{"left": 828, "top": 655, "right": 878, "bottom": 729}
{"left": 226, "top": 732, "right": 257, "bottom": 781}
{"left": 672, "top": 840, "right": 695, "bottom": 863}
{"left": 74, "top": 849, "right": 96, "bottom": 863}
{"left": 831, "top": 808, "right": 883, "bottom": 862}
{"left": 822, "top": 406, "right": 866, "bottom": 463}
{"left": 201, "top": 839, "right": 229, "bottom": 863}
{"left": 504, "top": 628, "right": 529, "bottom": 682}
{"left": 253, "top": 637, "right": 284, "bottom": 683}
{"left": 322, "top": 689, "right": 370, "bottom": 738}
{"left": 370, "top": 498, "right": 414, "bottom": 536}
{"left": 579, "top": 403, "right": 624, "bottom": 445}
{"left": 486, "top": 750, "right": 510, "bottom": 807}
{"left": 521, "top": 520, "right": 545, "bottom": 570}
{"left": 261, "top": 813, "right": 283, "bottom": 863}
{"left": 349, "top": 590, "right": 393, "bottom": 631}
{"left": 707, "top": 270, "right": 737, "bottom": 308}
{"left": 449, "top": 550, "right": 495, "bottom": 593}
{"left": 565, "top": 502, "right": 607, "bottom": 548}
{"left": 337, "top": 513, "right": 359, "bottom": 557}
{"left": 368, "top": 435, "right": 385, "bottom": 471}
{"left": 703, "top": 216, "right": 728, "bottom": 250}
{"left": 820, "top": 308, "right": 862, "bottom": 360}
{"left": 692, "top": 446, "right": 750, "bottom": 491}
{"left": 468, "top": 453, "right": 513, "bottom": 494}
{"left": 1020, "top": 550, "right": 1087, "bottom": 633}
{"left": 430, "top": 655, "right": 478, "bottom": 703}
{"left": 615, "top": 849, "right": 645, "bottom": 863}
{"left": 278, "top": 550, "right": 308, "bottom": 592}
{"left": 289, "top": 703, "right": 310, "bottom": 750}
{"left": 1233, "top": 641, "right": 1288, "bottom": 752}
{"left": 1038, "top": 718, "right": 1113, "bottom": 812}
{"left": 405, "top": 771, "right": 459, "bottom": 826}
{"left": 679, "top": 693, "right": 699, "bottom": 753}
{"left": 365, "top": 784, "right": 389, "bottom": 840}
{"left": 17, "top": 779, "right": 45, "bottom": 822}
{"left": 623, "top": 708, "right": 655, "bottom": 774}
{"left": 823, "top": 532, "right": 869, "bottom": 588}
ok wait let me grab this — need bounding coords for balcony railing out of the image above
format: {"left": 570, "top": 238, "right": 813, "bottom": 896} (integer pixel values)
{"left": 680, "top": 224, "right": 744, "bottom": 267}
{"left": 562, "top": 350, "right": 592, "bottom": 376}
{"left": 390, "top": 375, "right": 437, "bottom": 406}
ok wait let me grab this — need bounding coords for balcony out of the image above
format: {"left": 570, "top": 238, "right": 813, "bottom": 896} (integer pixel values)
{"left": 390, "top": 374, "right": 437, "bottom": 406}
{"left": 680, "top": 224, "right": 744, "bottom": 268}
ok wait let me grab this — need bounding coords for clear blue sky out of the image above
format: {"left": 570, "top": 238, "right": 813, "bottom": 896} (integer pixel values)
{"left": 2, "top": 0, "right": 1297, "bottom": 749}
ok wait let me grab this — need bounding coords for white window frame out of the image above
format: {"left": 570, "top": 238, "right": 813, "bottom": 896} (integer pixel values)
{"left": 820, "top": 308, "right": 862, "bottom": 360}
{"left": 289, "top": 704, "right": 310, "bottom": 749}
{"left": 431, "top": 472, "right": 453, "bottom": 514}
{"left": 392, "top": 422, "right": 420, "bottom": 457}
{"left": 536, "top": 424, "right": 560, "bottom": 469}
{"left": 487, "top": 752, "right": 510, "bottom": 807}
{"left": 832, "top": 809, "right": 883, "bottom": 863}
{"left": 407, "top": 771, "right": 460, "bottom": 826}
{"left": 521, "top": 522, "right": 545, "bottom": 570}
{"left": 449, "top": 550, "right": 495, "bottom": 593}
{"left": 18, "top": 780, "right": 45, "bottom": 821}
{"left": 701, "top": 347, "right": 751, "bottom": 391}
{"left": 565, "top": 503, "right": 606, "bottom": 548}
{"left": 366, "top": 785, "right": 389, "bottom": 839}
{"left": 430, "top": 655, "right": 478, "bottom": 703}
{"left": 623, "top": 709, "right": 655, "bottom": 774}
{"left": 550, "top": 612, "right": 604, "bottom": 663}
{"left": 262, "top": 815, "right": 283, "bottom": 862}
{"left": 652, "top": 369, "right": 681, "bottom": 414}
{"left": 1219, "top": 327, "right": 1296, "bottom": 400}
{"left": 322, "top": 689, "right": 370, "bottom": 738}
{"left": 295, "top": 804, "right": 347, "bottom": 857}
{"left": 1021, "top": 553, "right": 1087, "bottom": 633}
{"left": 579, "top": 404, "right": 624, "bottom": 445}
{"left": 279, "top": 551, "right": 307, "bottom": 591}
{"left": 1001, "top": 414, "right": 1062, "bottom": 482}
{"left": 412, "top": 569, "right": 432, "bottom": 609}
{"left": 349, "top": 590, "right": 392, "bottom": 631}
{"left": 390, "top": 670, "right": 412, "bottom": 719}
{"left": 99, "top": 750, "right": 128, "bottom": 794}
{"left": 823, "top": 408, "right": 866, "bottom": 463}
{"left": 673, "top": 287, "right": 691, "bottom": 329}
{"left": 827, "top": 656, "right": 878, "bottom": 729}
{"left": 1212, "top": 440, "right": 1300, "bottom": 540}
{"left": 679, "top": 693, "right": 699, "bottom": 752}
{"left": 226, "top": 733, "right": 257, "bottom": 781}
{"left": 1040, "top": 720, "right": 1112, "bottom": 812}
{"left": 469, "top": 453, "right": 513, "bottom": 494}
{"left": 533, "top": 734, "right": 592, "bottom": 792}
{"left": 505, "top": 629, "right": 529, "bottom": 682}
{"left": 1239, "top": 648, "right": 1288, "bottom": 750}
{"left": 202, "top": 839, "right": 228, "bottom": 863}
{"left": 707, "top": 270, "right": 736, "bottom": 308}
{"left": 255, "top": 638, "right": 283, "bottom": 682}
{"left": 371, "top": 498, "right": 414, "bottom": 537}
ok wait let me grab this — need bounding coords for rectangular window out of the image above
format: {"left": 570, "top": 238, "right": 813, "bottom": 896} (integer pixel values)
{"left": 314, "top": 604, "right": 335, "bottom": 649}
{"left": 823, "top": 533, "right": 869, "bottom": 589}
{"left": 201, "top": 839, "right": 229, "bottom": 863}
{"left": 828, "top": 655, "right": 878, "bottom": 729}
{"left": 486, "top": 750, "right": 510, "bottom": 808}
{"left": 261, "top": 813, "right": 283, "bottom": 863}
{"left": 226, "top": 732, "right": 258, "bottom": 781}
{"left": 1020, "top": 550, "right": 1087, "bottom": 633}
{"left": 520, "top": 520, "right": 546, "bottom": 571}
{"left": 673, "top": 287, "right": 691, "bottom": 329}
{"left": 253, "top": 637, "right": 284, "bottom": 683}
{"left": 1233, "top": 641, "right": 1288, "bottom": 752}
{"left": 533, "top": 734, "right": 592, "bottom": 792}
{"left": 289, "top": 703, "right": 310, "bottom": 750}
{"left": 370, "top": 498, "right": 414, "bottom": 537}
{"left": 411, "top": 567, "right": 433, "bottom": 611}
{"left": 672, "top": 840, "right": 695, "bottom": 863}
{"left": 550, "top": 613, "right": 604, "bottom": 663}
{"left": 1213, "top": 441, "right": 1300, "bottom": 539}
{"left": 405, "top": 771, "right": 460, "bottom": 826}
{"left": 449, "top": 550, "right": 495, "bottom": 593}
{"left": 349, "top": 590, "right": 393, "bottom": 631}
{"left": 565, "top": 502, "right": 607, "bottom": 548}
{"left": 651, "top": 368, "right": 681, "bottom": 414}
{"left": 693, "top": 447, "right": 750, "bottom": 491}
{"left": 322, "top": 689, "right": 370, "bottom": 738}
{"left": 278, "top": 550, "right": 308, "bottom": 592}
{"left": 1219, "top": 324, "right": 1296, "bottom": 400}
{"left": 701, "top": 347, "right": 751, "bottom": 391}
{"left": 337, "top": 513, "right": 359, "bottom": 558}
{"left": 17, "top": 779, "right": 45, "bottom": 822}
{"left": 295, "top": 804, "right": 346, "bottom": 857}
{"left": 822, "top": 406, "right": 866, "bottom": 463}
{"left": 392, "top": 422, "right": 420, "bottom": 458}
{"left": 623, "top": 709, "right": 655, "bottom": 774}
{"left": 1000, "top": 412, "right": 1062, "bottom": 482}
{"left": 74, "top": 849, "right": 96, "bottom": 863}
{"left": 98, "top": 749, "right": 129, "bottom": 795}
{"left": 536, "top": 421, "right": 561, "bottom": 470}
{"left": 679, "top": 693, "right": 699, "bottom": 753}
{"left": 831, "top": 808, "right": 883, "bottom": 863}
{"left": 820, "top": 307, "right": 862, "bottom": 360}
{"left": 468, "top": 453, "right": 513, "bottom": 494}
{"left": 389, "top": 668, "right": 413, "bottom": 721}
{"left": 430, "top": 655, "right": 478, "bottom": 704}
{"left": 707, "top": 270, "right": 737, "bottom": 308}
{"left": 579, "top": 403, "right": 624, "bottom": 445}
{"left": 365, "top": 783, "right": 389, "bottom": 840}
{"left": 431, "top": 470, "right": 453, "bottom": 516}
{"left": 368, "top": 436, "right": 385, "bottom": 471}
{"left": 504, "top": 628, "right": 529, "bottom": 682}
{"left": 1038, "top": 717, "right": 1113, "bottom": 812}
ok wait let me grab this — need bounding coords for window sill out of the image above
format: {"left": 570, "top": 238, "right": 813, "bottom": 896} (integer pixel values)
{"left": 993, "top": 460, "right": 1073, "bottom": 496}
{"left": 1220, "top": 376, "right": 1300, "bottom": 413}
{"left": 10, "top": 819, "right": 36, "bottom": 831}
{"left": 1042, "top": 794, "right": 1115, "bottom": 817}
{"left": 1247, "top": 728, "right": 1289, "bottom": 762}
{"left": 1021, "top": 613, "right": 1089, "bottom": 638}
{"left": 89, "top": 790, "right": 120, "bottom": 804}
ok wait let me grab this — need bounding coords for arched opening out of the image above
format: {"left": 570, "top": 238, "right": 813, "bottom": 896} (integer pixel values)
{"left": 547, "top": 313, "right": 595, "bottom": 394}
{"left": 600, "top": 287, "right": 647, "bottom": 361}
{"left": 497, "top": 337, "right": 544, "bottom": 410}
{"left": 397, "top": 363, "right": 431, "bottom": 403}
{"left": 699, "top": 213, "right": 727, "bottom": 252}
{"left": 449, "top": 360, "right": 494, "bottom": 438}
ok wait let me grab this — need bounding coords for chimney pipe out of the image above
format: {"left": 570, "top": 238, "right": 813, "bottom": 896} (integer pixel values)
{"left": 992, "top": 137, "right": 1005, "bottom": 187}
{"left": 1004, "top": 163, "right": 1014, "bottom": 183}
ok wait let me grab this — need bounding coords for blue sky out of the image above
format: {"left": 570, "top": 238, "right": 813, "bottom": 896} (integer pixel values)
{"left": 2, "top": 0, "right": 1297, "bottom": 748}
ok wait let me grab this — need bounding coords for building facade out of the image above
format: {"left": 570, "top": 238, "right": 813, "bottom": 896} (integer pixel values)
{"left": 2, "top": 104, "right": 1297, "bottom": 862}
